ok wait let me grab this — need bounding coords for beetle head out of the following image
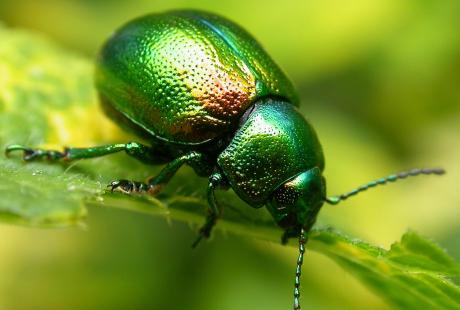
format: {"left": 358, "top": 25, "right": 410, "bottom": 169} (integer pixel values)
{"left": 266, "top": 167, "right": 325, "bottom": 232}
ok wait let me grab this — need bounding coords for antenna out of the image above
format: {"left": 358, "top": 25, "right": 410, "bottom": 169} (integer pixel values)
{"left": 293, "top": 228, "right": 307, "bottom": 310}
{"left": 325, "top": 168, "right": 445, "bottom": 205}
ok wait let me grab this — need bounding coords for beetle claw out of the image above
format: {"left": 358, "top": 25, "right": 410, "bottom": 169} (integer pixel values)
{"left": 5, "top": 145, "right": 39, "bottom": 161}
{"left": 108, "top": 179, "right": 131, "bottom": 193}
{"left": 5, "top": 144, "right": 26, "bottom": 155}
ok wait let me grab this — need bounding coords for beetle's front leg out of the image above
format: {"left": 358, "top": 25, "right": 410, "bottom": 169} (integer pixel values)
{"left": 108, "top": 151, "right": 204, "bottom": 195}
{"left": 192, "top": 171, "right": 227, "bottom": 248}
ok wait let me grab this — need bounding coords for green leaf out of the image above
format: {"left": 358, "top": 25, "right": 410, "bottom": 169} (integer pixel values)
{"left": 309, "top": 229, "right": 460, "bottom": 309}
{"left": 0, "top": 26, "right": 459, "bottom": 309}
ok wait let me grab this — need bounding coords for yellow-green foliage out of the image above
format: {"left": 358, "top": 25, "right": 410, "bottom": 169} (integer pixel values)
{"left": 0, "top": 26, "right": 459, "bottom": 309}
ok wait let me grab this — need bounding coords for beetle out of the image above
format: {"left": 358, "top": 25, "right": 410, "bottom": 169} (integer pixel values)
{"left": 5, "top": 10, "right": 444, "bottom": 310}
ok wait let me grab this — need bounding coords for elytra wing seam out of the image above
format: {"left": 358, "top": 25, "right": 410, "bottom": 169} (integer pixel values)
{"left": 192, "top": 16, "right": 262, "bottom": 90}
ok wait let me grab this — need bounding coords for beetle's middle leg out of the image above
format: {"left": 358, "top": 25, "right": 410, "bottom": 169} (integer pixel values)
{"left": 108, "top": 151, "right": 205, "bottom": 195}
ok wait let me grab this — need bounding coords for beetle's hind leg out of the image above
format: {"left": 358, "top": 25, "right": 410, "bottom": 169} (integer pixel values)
{"left": 6, "top": 144, "right": 69, "bottom": 161}
{"left": 5, "top": 142, "right": 166, "bottom": 164}
{"left": 108, "top": 151, "right": 205, "bottom": 195}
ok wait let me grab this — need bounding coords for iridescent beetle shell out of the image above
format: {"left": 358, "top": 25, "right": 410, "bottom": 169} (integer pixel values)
{"left": 96, "top": 10, "right": 298, "bottom": 144}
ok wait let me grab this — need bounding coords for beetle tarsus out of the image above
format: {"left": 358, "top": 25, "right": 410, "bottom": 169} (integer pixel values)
{"left": 191, "top": 234, "right": 204, "bottom": 249}
{"left": 191, "top": 215, "right": 217, "bottom": 248}
{"left": 192, "top": 215, "right": 217, "bottom": 248}
{"left": 107, "top": 179, "right": 151, "bottom": 194}
{"left": 192, "top": 217, "right": 217, "bottom": 248}
{"left": 5, "top": 144, "right": 66, "bottom": 161}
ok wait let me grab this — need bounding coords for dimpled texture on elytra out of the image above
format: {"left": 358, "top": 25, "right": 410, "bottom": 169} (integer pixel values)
{"left": 95, "top": 10, "right": 298, "bottom": 144}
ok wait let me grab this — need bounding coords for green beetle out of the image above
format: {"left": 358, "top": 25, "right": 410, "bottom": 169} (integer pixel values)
{"left": 5, "top": 10, "right": 444, "bottom": 310}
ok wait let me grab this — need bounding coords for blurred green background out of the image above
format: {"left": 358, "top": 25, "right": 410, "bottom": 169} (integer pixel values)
{"left": 0, "top": 0, "right": 459, "bottom": 309}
